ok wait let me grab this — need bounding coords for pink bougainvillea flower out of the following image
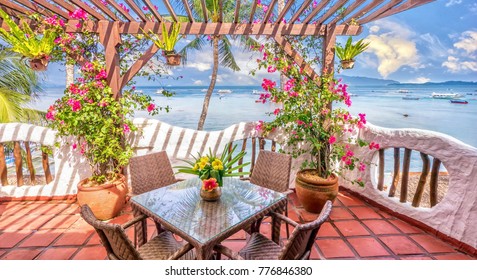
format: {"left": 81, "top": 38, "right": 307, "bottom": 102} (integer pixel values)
{"left": 123, "top": 124, "right": 130, "bottom": 134}
{"left": 67, "top": 98, "right": 81, "bottom": 112}
{"left": 346, "top": 150, "right": 354, "bottom": 157}
{"left": 202, "top": 178, "right": 218, "bottom": 191}
{"left": 261, "top": 79, "right": 276, "bottom": 91}
{"left": 72, "top": 143, "right": 77, "bottom": 150}
{"left": 273, "top": 108, "right": 281, "bottom": 115}
{"left": 284, "top": 79, "right": 295, "bottom": 92}
{"left": 267, "top": 66, "right": 276, "bottom": 73}
{"left": 255, "top": 121, "right": 264, "bottom": 132}
{"left": 288, "top": 91, "right": 299, "bottom": 98}
{"left": 328, "top": 135, "right": 336, "bottom": 144}
{"left": 147, "top": 103, "right": 156, "bottom": 112}
{"left": 99, "top": 101, "right": 108, "bottom": 107}
{"left": 69, "top": 9, "right": 88, "bottom": 20}
{"left": 95, "top": 69, "right": 107, "bottom": 80}
{"left": 369, "top": 142, "right": 380, "bottom": 150}
{"left": 296, "top": 120, "right": 305, "bottom": 126}
{"left": 358, "top": 162, "right": 366, "bottom": 172}
{"left": 46, "top": 105, "right": 56, "bottom": 121}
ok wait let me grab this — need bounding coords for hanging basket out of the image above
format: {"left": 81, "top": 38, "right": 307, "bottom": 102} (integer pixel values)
{"left": 164, "top": 53, "right": 181, "bottom": 66}
{"left": 340, "top": 59, "right": 355, "bottom": 69}
{"left": 29, "top": 58, "right": 49, "bottom": 71}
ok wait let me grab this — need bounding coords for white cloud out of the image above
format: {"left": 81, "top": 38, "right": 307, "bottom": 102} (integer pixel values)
{"left": 453, "top": 31, "right": 477, "bottom": 54}
{"left": 408, "top": 77, "right": 431, "bottom": 83}
{"left": 446, "top": 0, "right": 462, "bottom": 7}
{"left": 192, "top": 79, "right": 203, "bottom": 85}
{"left": 187, "top": 62, "right": 212, "bottom": 72}
{"left": 364, "top": 20, "right": 421, "bottom": 78}
{"left": 442, "top": 56, "right": 477, "bottom": 72}
{"left": 420, "top": 33, "right": 448, "bottom": 57}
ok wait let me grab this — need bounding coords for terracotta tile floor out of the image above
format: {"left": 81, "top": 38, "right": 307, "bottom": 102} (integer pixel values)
{"left": 0, "top": 190, "right": 475, "bottom": 260}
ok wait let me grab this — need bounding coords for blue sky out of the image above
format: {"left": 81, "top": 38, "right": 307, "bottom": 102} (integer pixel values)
{"left": 44, "top": 0, "right": 477, "bottom": 87}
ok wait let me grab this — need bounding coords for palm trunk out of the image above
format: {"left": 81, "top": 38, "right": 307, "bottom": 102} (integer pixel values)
{"left": 197, "top": 36, "right": 219, "bottom": 130}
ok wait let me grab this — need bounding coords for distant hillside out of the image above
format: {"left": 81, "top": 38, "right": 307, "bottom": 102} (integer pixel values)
{"left": 337, "top": 75, "right": 399, "bottom": 86}
{"left": 392, "top": 81, "right": 477, "bottom": 86}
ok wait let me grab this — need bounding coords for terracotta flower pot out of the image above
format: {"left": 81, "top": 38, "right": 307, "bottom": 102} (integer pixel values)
{"left": 200, "top": 187, "right": 222, "bottom": 202}
{"left": 165, "top": 53, "right": 181, "bottom": 66}
{"left": 76, "top": 173, "right": 128, "bottom": 220}
{"left": 29, "top": 58, "right": 49, "bottom": 71}
{"left": 340, "top": 59, "right": 355, "bottom": 69}
{"left": 295, "top": 169, "right": 339, "bottom": 213}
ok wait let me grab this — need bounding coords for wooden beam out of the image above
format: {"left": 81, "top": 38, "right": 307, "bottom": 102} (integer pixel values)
{"left": 143, "top": 0, "right": 164, "bottom": 22}
{"left": 89, "top": 0, "right": 119, "bottom": 20}
{"left": 303, "top": 0, "right": 331, "bottom": 24}
{"left": 218, "top": 0, "right": 223, "bottom": 23}
{"left": 180, "top": 0, "right": 195, "bottom": 22}
{"left": 412, "top": 152, "right": 430, "bottom": 207}
{"left": 0, "top": 5, "right": 25, "bottom": 18}
{"left": 124, "top": 0, "right": 148, "bottom": 21}
{"left": 315, "top": 0, "right": 349, "bottom": 25}
{"left": 120, "top": 44, "right": 161, "bottom": 89}
{"left": 163, "top": 0, "right": 179, "bottom": 22}
{"left": 68, "top": 0, "right": 106, "bottom": 20}
{"left": 0, "top": 144, "right": 7, "bottom": 186}
{"left": 344, "top": 0, "right": 383, "bottom": 25}
{"left": 13, "top": 141, "right": 23, "bottom": 187}
{"left": 104, "top": 0, "right": 135, "bottom": 21}
{"left": 369, "top": 0, "right": 435, "bottom": 23}
{"left": 377, "top": 148, "right": 385, "bottom": 191}
{"left": 388, "top": 147, "right": 400, "bottom": 197}
{"left": 275, "top": 0, "right": 294, "bottom": 24}
{"left": 273, "top": 34, "right": 320, "bottom": 82}
{"left": 400, "top": 148, "right": 412, "bottom": 203}
{"left": 200, "top": 0, "right": 208, "bottom": 22}
{"left": 322, "top": 25, "right": 337, "bottom": 75}
{"left": 27, "top": 0, "right": 70, "bottom": 19}
{"left": 24, "top": 142, "right": 36, "bottom": 185}
{"left": 329, "top": 0, "right": 366, "bottom": 25}
{"left": 11, "top": 0, "right": 53, "bottom": 17}
{"left": 249, "top": 0, "right": 258, "bottom": 23}
{"left": 48, "top": 0, "right": 76, "bottom": 14}
{"left": 289, "top": 0, "right": 313, "bottom": 24}
{"left": 42, "top": 147, "right": 53, "bottom": 184}
{"left": 233, "top": 0, "right": 241, "bottom": 23}
{"left": 263, "top": 0, "right": 278, "bottom": 23}
{"left": 359, "top": 0, "right": 404, "bottom": 25}
{"left": 1, "top": 1, "right": 36, "bottom": 16}
{"left": 99, "top": 21, "right": 122, "bottom": 99}
{"left": 429, "top": 157, "right": 441, "bottom": 207}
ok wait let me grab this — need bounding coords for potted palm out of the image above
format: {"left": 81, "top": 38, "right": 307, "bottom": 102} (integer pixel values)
{"left": 252, "top": 42, "right": 379, "bottom": 213}
{"left": 144, "top": 22, "right": 182, "bottom": 66}
{"left": 46, "top": 62, "right": 160, "bottom": 220}
{"left": 0, "top": 9, "right": 62, "bottom": 71}
{"left": 335, "top": 36, "right": 370, "bottom": 69}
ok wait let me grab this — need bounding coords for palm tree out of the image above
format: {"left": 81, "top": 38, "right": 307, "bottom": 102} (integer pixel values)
{"left": 0, "top": 49, "right": 43, "bottom": 123}
{"left": 176, "top": 0, "right": 259, "bottom": 130}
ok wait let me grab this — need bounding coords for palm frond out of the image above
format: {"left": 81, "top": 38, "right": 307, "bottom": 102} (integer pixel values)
{"left": 178, "top": 36, "right": 207, "bottom": 65}
{"left": 218, "top": 36, "right": 240, "bottom": 71}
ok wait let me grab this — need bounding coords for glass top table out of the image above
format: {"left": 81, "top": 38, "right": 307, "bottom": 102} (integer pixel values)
{"left": 130, "top": 177, "right": 287, "bottom": 260}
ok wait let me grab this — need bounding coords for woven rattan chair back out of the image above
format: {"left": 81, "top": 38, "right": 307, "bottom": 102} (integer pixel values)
{"left": 279, "top": 200, "right": 333, "bottom": 260}
{"left": 129, "top": 151, "right": 177, "bottom": 195}
{"left": 80, "top": 205, "right": 142, "bottom": 260}
{"left": 250, "top": 150, "right": 292, "bottom": 193}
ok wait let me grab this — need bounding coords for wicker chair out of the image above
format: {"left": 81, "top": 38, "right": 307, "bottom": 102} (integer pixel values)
{"left": 129, "top": 151, "right": 178, "bottom": 195}
{"left": 250, "top": 150, "right": 293, "bottom": 236}
{"left": 214, "top": 200, "right": 332, "bottom": 260}
{"left": 80, "top": 205, "right": 195, "bottom": 260}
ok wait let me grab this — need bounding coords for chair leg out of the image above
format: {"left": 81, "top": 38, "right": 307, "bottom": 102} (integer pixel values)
{"left": 285, "top": 203, "right": 290, "bottom": 239}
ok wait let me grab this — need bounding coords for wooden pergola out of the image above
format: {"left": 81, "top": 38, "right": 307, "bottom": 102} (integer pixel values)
{"left": 0, "top": 0, "right": 434, "bottom": 97}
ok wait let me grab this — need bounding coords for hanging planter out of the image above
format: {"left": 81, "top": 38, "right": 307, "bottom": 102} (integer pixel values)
{"left": 340, "top": 59, "right": 355, "bottom": 70}
{"left": 143, "top": 22, "right": 182, "bottom": 67}
{"left": 164, "top": 52, "right": 181, "bottom": 66}
{"left": 29, "top": 57, "right": 49, "bottom": 71}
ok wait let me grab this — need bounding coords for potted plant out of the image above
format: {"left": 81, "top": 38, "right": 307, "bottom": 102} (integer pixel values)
{"left": 176, "top": 144, "right": 250, "bottom": 201}
{"left": 144, "top": 22, "right": 182, "bottom": 66}
{"left": 252, "top": 43, "right": 379, "bottom": 213}
{"left": 335, "top": 36, "right": 370, "bottom": 69}
{"left": 46, "top": 61, "right": 160, "bottom": 220}
{"left": 0, "top": 9, "right": 63, "bottom": 71}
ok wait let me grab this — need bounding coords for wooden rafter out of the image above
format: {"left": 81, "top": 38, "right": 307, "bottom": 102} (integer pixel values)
{"left": 233, "top": 0, "right": 241, "bottom": 23}
{"left": 181, "top": 0, "right": 195, "bottom": 22}
{"left": 328, "top": 0, "right": 367, "bottom": 25}
{"left": 28, "top": 0, "right": 70, "bottom": 19}
{"left": 3, "top": 0, "right": 51, "bottom": 17}
{"left": 369, "top": 0, "right": 435, "bottom": 23}
{"left": 344, "top": 0, "right": 384, "bottom": 25}
{"left": 143, "top": 0, "right": 164, "bottom": 22}
{"left": 303, "top": 0, "right": 331, "bottom": 24}
{"left": 163, "top": 0, "right": 179, "bottom": 22}
{"left": 104, "top": 0, "right": 135, "bottom": 21}
{"left": 90, "top": 0, "right": 119, "bottom": 21}
{"left": 0, "top": 5, "right": 24, "bottom": 18}
{"left": 200, "top": 0, "right": 208, "bottom": 22}
{"left": 263, "top": 0, "right": 278, "bottom": 23}
{"left": 249, "top": 0, "right": 258, "bottom": 23}
{"left": 49, "top": 0, "right": 76, "bottom": 15}
{"left": 275, "top": 0, "right": 295, "bottom": 24}
{"left": 358, "top": 0, "right": 404, "bottom": 24}
{"left": 69, "top": 0, "right": 106, "bottom": 21}
{"left": 124, "top": 0, "right": 148, "bottom": 22}
{"left": 218, "top": 0, "right": 223, "bottom": 23}
{"left": 315, "top": 0, "right": 349, "bottom": 25}
{"left": 290, "top": 0, "right": 314, "bottom": 24}
{"left": 120, "top": 44, "right": 161, "bottom": 89}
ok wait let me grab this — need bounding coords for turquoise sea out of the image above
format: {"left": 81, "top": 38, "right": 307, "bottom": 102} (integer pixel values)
{"left": 36, "top": 83, "right": 477, "bottom": 149}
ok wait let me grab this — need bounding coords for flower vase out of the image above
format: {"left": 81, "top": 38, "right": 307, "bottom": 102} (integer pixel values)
{"left": 200, "top": 187, "right": 222, "bottom": 202}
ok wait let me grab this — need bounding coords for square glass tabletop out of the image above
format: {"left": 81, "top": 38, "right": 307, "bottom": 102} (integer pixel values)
{"left": 130, "top": 177, "right": 286, "bottom": 245}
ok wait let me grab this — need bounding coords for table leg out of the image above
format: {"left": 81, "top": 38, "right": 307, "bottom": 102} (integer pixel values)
{"left": 133, "top": 208, "right": 147, "bottom": 247}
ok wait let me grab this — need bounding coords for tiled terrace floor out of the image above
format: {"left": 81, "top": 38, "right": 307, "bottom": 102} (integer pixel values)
{"left": 0, "top": 190, "right": 474, "bottom": 260}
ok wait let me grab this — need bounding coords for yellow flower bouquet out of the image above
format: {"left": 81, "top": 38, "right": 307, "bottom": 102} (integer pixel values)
{"left": 176, "top": 144, "right": 250, "bottom": 190}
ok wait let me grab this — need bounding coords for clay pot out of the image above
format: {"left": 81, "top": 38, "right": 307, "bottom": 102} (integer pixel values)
{"left": 340, "top": 59, "right": 355, "bottom": 69}
{"left": 29, "top": 58, "right": 49, "bottom": 71}
{"left": 200, "top": 187, "right": 222, "bottom": 202}
{"left": 165, "top": 53, "right": 181, "bottom": 66}
{"left": 295, "top": 169, "right": 339, "bottom": 213}
{"left": 76, "top": 173, "right": 128, "bottom": 220}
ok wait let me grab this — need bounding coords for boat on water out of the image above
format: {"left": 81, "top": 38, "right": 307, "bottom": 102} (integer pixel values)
{"left": 252, "top": 89, "right": 267, "bottom": 95}
{"left": 450, "top": 99, "right": 469, "bottom": 104}
{"left": 201, "top": 89, "right": 207, "bottom": 92}
{"left": 397, "top": 89, "right": 411, "bottom": 93}
{"left": 217, "top": 89, "right": 232, "bottom": 94}
{"left": 431, "top": 92, "right": 463, "bottom": 99}
{"left": 402, "top": 96, "right": 419, "bottom": 100}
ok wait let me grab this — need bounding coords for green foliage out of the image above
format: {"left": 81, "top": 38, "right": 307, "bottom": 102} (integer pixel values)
{"left": 335, "top": 36, "right": 370, "bottom": 61}
{"left": 0, "top": 8, "right": 59, "bottom": 61}
{"left": 144, "top": 22, "right": 182, "bottom": 53}
{"left": 175, "top": 143, "right": 250, "bottom": 186}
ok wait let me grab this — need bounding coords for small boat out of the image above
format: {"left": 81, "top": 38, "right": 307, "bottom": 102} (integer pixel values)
{"left": 431, "top": 92, "right": 462, "bottom": 99}
{"left": 252, "top": 89, "right": 267, "bottom": 95}
{"left": 397, "top": 89, "right": 411, "bottom": 93}
{"left": 201, "top": 89, "right": 207, "bottom": 92}
{"left": 450, "top": 99, "right": 468, "bottom": 104}
{"left": 402, "top": 96, "right": 419, "bottom": 100}
{"left": 218, "top": 89, "right": 232, "bottom": 94}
